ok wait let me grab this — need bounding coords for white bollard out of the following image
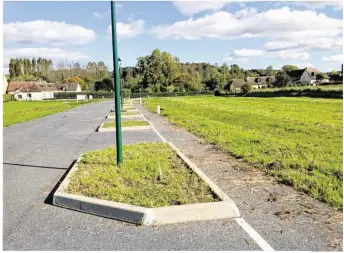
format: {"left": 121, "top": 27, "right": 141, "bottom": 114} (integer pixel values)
{"left": 139, "top": 97, "right": 142, "bottom": 104}
{"left": 157, "top": 105, "right": 160, "bottom": 115}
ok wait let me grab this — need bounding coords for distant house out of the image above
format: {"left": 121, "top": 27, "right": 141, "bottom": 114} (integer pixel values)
{"left": 6, "top": 81, "right": 81, "bottom": 100}
{"left": 288, "top": 67, "right": 330, "bottom": 85}
{"left": 54, "top": 83, "right": 82, "bottom": 92}
{"left": 230, "top": 76, "right": 276, "bottom": 93}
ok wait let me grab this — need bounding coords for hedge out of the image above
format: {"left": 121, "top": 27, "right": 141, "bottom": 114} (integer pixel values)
{"left": 53, "top": 91, "right": 214, "bottom": 99}
{"left": 3, "top": 94, "right": 14, "bottom": 102}
{"left": 130, "top": 91, "right": 214, "bottom": 98}
{"left": 53, "top": 92, "right": 113, "bottom": 99}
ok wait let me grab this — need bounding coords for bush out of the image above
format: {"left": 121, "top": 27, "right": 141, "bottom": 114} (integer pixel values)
{"left": 122, "top": 88, "right": 131, "bottom": 98}
{"left": 3, "top": 94, "right": 14, "bottom": 102}
{"left": 241, "top": 83, "right": 253, "bottom": 93}
{"left": 53, "top": 91, "right": 114, "bottom": 99}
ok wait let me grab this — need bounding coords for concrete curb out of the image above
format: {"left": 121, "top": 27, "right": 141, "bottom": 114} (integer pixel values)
{"left": 97, "top": 123, "right": 151, "bottom": 132}
{"left": 53, "top": 146, "right": 240, "bottom": 226}
{"left": 111, "top": 108, "right": 139, "bottom": 113}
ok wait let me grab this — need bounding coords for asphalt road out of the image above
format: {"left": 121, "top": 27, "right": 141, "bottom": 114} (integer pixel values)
{"left": 3, "top": 100, "right": 262, "bottom": 250}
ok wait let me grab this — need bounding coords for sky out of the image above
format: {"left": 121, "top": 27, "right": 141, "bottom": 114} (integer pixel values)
{"left": 3, "top": 0, "right": 343, "bottom": 73}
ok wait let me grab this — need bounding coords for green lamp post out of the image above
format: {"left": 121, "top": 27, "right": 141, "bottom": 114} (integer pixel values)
{"left": 110, "top": 1, "right": 122, "bottom": 165}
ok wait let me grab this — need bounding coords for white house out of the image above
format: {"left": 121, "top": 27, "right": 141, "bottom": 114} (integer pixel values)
{"left": 6, "top": 82, "right": 81, "bottom": 101}
{"left": 288, "top": 68, "right": 330, "bottom": 85}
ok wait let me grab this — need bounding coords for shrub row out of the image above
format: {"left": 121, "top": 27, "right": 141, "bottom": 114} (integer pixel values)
{"left": 53, "top": 92, "right": 113, "bottom": 99}
{"left": 3, "top": 94, "right": 14, "bottom": 102}
{"left": 53, "top": 91, "right": 214, "bottom": 99}
{"left": 130, "top": 91, "right": 214, "bottom": 98}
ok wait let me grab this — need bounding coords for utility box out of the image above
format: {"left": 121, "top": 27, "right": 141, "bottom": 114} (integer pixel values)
{"left": 77, "top": 94, "right": 86, "bottom": 100}
{"left": 89, "top": 95, "right": 93, "bottom": 100}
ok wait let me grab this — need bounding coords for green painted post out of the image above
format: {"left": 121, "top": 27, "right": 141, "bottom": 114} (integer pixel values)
{"left": 110, "top": 1, "right": 123, "bottom": 164}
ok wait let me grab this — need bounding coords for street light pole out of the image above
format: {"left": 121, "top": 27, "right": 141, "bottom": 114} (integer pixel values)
{"left": 118, "top": 58, "right": 123, "bottom": 110}
{"left": 110, "top": 1, "right": 122, "bottom": 165}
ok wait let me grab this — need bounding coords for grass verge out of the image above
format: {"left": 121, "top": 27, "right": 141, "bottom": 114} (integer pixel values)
{"left": 67, "top": 142, "right": 216, "bottom": 208}
{"left": 144, "top": 96, "right": 343, "bottom": 209}
{"left": 3, "top": 100, "right": 105, "bottom": 127}
{"left": 103, "top": 120, "right": 149, "bottom": 128}
{"left": 109, "top": 111, "right": 140, "bottom": 116}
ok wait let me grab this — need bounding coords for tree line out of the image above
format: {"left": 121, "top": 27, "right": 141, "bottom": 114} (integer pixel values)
{"left": 7, "top": 58, "right": 111, "bottom": 91}
{"left": 7, "top": 50, "right": 341, "bottom": 94}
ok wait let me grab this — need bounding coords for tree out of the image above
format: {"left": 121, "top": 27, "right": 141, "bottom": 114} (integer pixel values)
{"left": 265, "top": 65, "right": 274, "bottom": 76}
{"left": 32, "top": 58, "right": 37, "bottom": 73}
{"left": 136, "top": 49, "right": 181, "bottom": 92}
{"left": 330, "top": 70, "right": 339, "bottom": 75}
{"left": 102, "top": 78, "right": 114, "bottom": 91}
{"left": 282, "top": 65, "right": 298, "bottom": 73}
{"left": 242, "top": 83, "right": 253, "bottom": 93}
{"left": 275, "top": 71, "right": 291, "bottom": 87}
{"left": 9, "top": 59, "right": 16, "bottom": 78}
{"left": 316, "top": 73, "right": 325, "bottom": 84}
{"left": 15, "top": 59, "right": 22, "bottom": 77}
{"left": 94, "top": 81, "right": 106, "bottom": 91}
{"left": 173, "top": 73, "right": 203, "bottom": 92}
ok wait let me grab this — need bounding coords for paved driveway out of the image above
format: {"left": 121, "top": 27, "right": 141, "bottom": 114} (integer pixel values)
{"left": 3, "top": 100, "right": 261, "bottom": 250}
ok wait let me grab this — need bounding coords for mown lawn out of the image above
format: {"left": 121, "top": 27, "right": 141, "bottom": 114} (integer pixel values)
{"left": 67, "top": 142, "right": 216, "bottom": 208}
{"left": 144, "top": 96, "right": 343, "bottom": 208}
{"left": 3, "top": 100, "right": 104, "bottom": 127}
{"left": 103, "top": 120, "right": 148, "bottom": 128}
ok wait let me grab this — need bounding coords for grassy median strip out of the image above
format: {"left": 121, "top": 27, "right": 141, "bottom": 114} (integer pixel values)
{"left": 3, "top": 100, "right": 104, "bottom": 127}
{"left": 109, "top": 111, "right": 140, "bottom": 116}
{"left": 67, "top": 142, "right": 216, "bottom": 208}
{"left": 144, "top": 96, "right": 343, "bottom": 208}
{"left": 103, "top": 120, "right": 149, "bottom": 128}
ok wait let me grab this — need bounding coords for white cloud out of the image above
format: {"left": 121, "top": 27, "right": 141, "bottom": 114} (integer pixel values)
{"left": 152, "top": 7, "right": 342, "bottom": 41}
{"left": 226, "top": 47, "right": 310, "bottom": 62}
{"left": 107, "top": 19, "right": 145, "bottom": 39}
{"left": 272, "top": 49, "right": 310, "bottom": 61}
{"left": 284, "top": 1, "right": 343, "bottom": 11}
{"left": 293, "top": 62, "right": 313, "bottom": 69}
{"left": 264, "top": 37, "right": 342, "bottom": 52}
{"left": 322, "top": 54, "right": 343, "bottom": 63}
{"left": 4, "top": 20, "right": 96, "bottom": 45}
{"left": 223, "top": 56, "right": 249, "bottom": 63}
{"left": 233, "top": 48, "right": 264, "bottom": 57}
{"left": 234, "top": 7, "right": 257, "bottom": 18}
{"left": 172, "top": 1, "right": 231, "bottom": 16}
{"left": 3, "top": 48, "right": 88, "bottom": 67}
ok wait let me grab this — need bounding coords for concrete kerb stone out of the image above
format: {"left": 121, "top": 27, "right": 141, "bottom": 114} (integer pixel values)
{"left": 52, "top": 147, "right": 240, "bottom": 226}
{"left": 97, "top": 122, "right": 151, "bottom": 132}
{"left": 111, "top": 109, "right": 139, "bottom": 113}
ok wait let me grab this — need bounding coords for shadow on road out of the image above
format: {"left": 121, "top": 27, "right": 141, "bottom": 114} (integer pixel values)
{"left": 43, "top": 160, "right": 76, "bottom": 205}
{"left": 3, "top": 162, "right": 69, "bottom": 170}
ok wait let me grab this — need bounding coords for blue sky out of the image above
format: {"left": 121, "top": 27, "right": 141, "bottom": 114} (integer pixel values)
{"left": 3, "top": 1, "right": 343, "bottom": 73}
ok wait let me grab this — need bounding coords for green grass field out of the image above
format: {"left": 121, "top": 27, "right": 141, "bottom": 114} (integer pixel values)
{"left": 67, "top": 143, "right": 216, "bottom": 208}
{"left": 144, "top": 96, "right": 343, "bottom": 208}
{"left": 103, "top": 120, "right": 148, "bottom": 128}
{"left": 3, "top": 100, "right": 102, "bottom": 127}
